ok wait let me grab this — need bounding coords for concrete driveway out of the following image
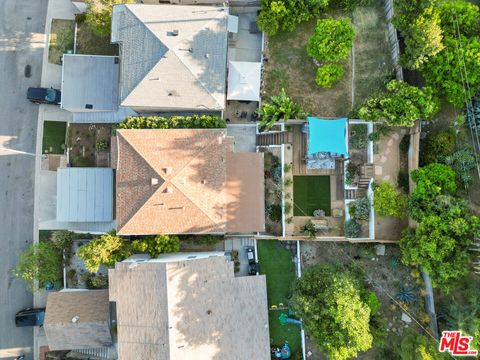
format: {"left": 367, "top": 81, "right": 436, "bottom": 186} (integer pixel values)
{"left": 0, "top": 0, "right": 47, "bottom": 358}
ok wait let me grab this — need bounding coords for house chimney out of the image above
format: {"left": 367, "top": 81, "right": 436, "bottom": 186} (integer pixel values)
{"left": 164, "top": 167, "right": 172, "bottom": 175}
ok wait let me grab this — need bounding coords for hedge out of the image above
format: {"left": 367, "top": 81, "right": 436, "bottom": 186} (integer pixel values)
{"left": 118, "top": 115, "right": 226, "bottom": 129}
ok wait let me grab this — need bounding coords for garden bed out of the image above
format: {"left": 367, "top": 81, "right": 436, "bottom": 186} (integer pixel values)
{"left": 75, "top": 20, "right": 118, "bottom": 56}
{"left": 48, "top": 19, "right": 75, "bottom": 64}
{"left": 67, "top": 124, "right": 113, "bottom": 167}
{"left": 43, "top": 121, "right": 67, "bottom": 154}
{"left": 261, "top": 146, "right": 283, "bottom": 236}
{"left": 257, "top": 240, "right": 302, "bottom": 359}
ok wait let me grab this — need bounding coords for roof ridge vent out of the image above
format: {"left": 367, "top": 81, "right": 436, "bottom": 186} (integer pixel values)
{"left": 151, "top": 178, "right": 159, "bottom": 186}
{"left": 164, "top": 167, "right": 172, "bottom": 175}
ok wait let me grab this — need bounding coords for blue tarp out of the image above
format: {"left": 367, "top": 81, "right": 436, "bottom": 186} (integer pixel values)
{"left": 307, "top": 117, "right": 348, "bottom": 157}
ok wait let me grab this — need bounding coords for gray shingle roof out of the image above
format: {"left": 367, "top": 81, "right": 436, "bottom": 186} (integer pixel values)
{"left": 109, "top": 257, "right": 270, "bottom": 360}
{"left": 61, "top": 55, "right": 119, "bottom": 112}
{"left": 44, "top": 290, "right": 112, "bottom": 351}
{"left": 111, "top": 4, "right": 227, "bottom": 111}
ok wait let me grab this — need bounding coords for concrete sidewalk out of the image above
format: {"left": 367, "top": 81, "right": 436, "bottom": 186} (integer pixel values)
{"left": 32, "top": 1, "right": 77, "bottom": 359}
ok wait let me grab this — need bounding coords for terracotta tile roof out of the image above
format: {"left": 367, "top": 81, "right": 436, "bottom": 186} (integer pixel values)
{"left": 116, "top": 129, "right": 230, "bottom": 235}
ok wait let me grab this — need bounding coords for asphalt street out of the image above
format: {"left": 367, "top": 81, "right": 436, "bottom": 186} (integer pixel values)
{"left": 0, "top": 0, "right": 47, "bottom": 358}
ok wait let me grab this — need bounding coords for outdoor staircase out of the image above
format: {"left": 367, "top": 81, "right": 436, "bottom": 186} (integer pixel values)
{"left": 256, "top": 131, "right": 292, "bottom": 146}
{"left": 71, "top": 346, "right": 117, "bottom": 359}
{"left": 358, "top": 177, "right": 371, "bottom": 189}
{"left": 345, "top": 187, "right": 367, "bottom": 200}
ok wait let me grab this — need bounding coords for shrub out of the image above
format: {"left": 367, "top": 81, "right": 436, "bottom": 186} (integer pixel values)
{"left": 89, "top": 274, "right": 109, "bottom": 289}
{"left": 95, "top": 138, "right": 108, "bottom": 151}
{"left": 130, "top": 235, "right": 180, "bottom": 258}
{"left": 50, "top": 230, "right": 74, "bottom": 252}
{"left": 445, "top": 147, "right": 477, "bottom": 191}
{"left": 284, "top": 163, "right": 292, "bottom": 173}
{"left": 439, "top": 1, "right": 480, "bottom": 38}
{"left": 258, "top": 89, "right": 305, "bottom": 130}
{"left": 345, "top": 162, "right": 359, "bottom": 185}
{"left": 284, "top": 202, "right": 292, "bottom": 214}
{"left": 315, "top": 64, "right": 345, "bottom": 88}
{"left": 307, "top": 18, "right": 355, "bottom": 63}
{"left": 257, "top": 0, "right": 329, "bottom": 36}
{"left": 420, "top": 130, "right": 455, "bottom": 165}
{"left": 77, "top": 232, "right": 129, "bottom": 273}
{"left": 350, "top": 124, "right": 368, "bottom": 150}
{"left": 14, "top": 243, "right": 62, "bottom": 291}
{"left": 268, "top": 204, "right": 282, "bottom": 222}
{"left": 345, "top": 219, "right": 362, "bottom": 238}
{"left": 118, "top": 115, "right": 226, "bottom": 129}
{"left": 349, "top": 197, "right": 370, "bottom": 221}
{"left": 356, "top": 80, "right": 439, "bottom": 127}
{"left": 362, "top": 290, "right": 380, "bottom": 315}
{"left": 330, "top": 0, "right": 373, "bottom": 11}
{"left": 302, "top": 221, "right": 317, "bottom": 239}
{"left": 373, "top": 181, "right": 407, "bottom": 218}
{"left": 284, "top": 177, "right": 293, "bottom": 187}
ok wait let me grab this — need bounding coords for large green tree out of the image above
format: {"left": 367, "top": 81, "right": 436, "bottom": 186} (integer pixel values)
{"left": 422, "top": 35, "right": 480, "bottom": 107}
{"left": 400, "top": 211, "right": 479, "bottom": 292}
{"left": 439, "top": 1, "right": 480, "bottom": 38}
{"left": 307, "top": 18, "right": 355, "bottom": 63}
{"left": 408, "top": 163, "right": 457, "bottom": 221}
{"left": 85, "top": 0, "right": 134, "bottom": 37}
{"left": 399, "top": 7, "right": 444, "bottom": 70}
{"left": 397, "top": 329, "right": 449, "bottom": 360}
{"left": 257, "top": 0, "right": 329, "bottom": 36}
{"left": 14, "top": 243, "right": 62, "bottom": 291}
{"left": 357, "top": 80, "right": 439, "bottom": 127}
{"left": 291, "top": 264, "right": 373, "bottom": 360}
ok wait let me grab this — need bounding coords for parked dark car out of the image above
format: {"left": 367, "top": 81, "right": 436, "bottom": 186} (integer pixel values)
{"left": 246, "top": 247, "right": 255, "bottom": 265}
{"left": 27, "top": 87, "right": 61, "bottom": 105}
{"left": 15, "top": 308, "right": 45, "bottom": 327}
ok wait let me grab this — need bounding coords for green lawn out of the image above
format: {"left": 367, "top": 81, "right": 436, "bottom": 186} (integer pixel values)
{"left": 293, "top": 176, "right": 331, "bottom": 216}
{"left": 258, "top": 240, "right": 302, "bottom": 358}
{"left": 48, "top": 19, "right": 75, "bottom": 65}
{"left": 43, "top": 121, "right": 67, "bottom": 154}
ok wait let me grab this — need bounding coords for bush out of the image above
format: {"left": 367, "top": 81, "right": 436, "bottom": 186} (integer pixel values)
{"left": 445, "top": 147, "right": 477, "bottom": 191}
{"left": 257, "top": 0, "right": 329, "bottom": 36}
{"left": 349, "top": 197, "right": 370, "bottom": 221}
{"left": 330, "top": 0, "right": 373, "bottom": 11}
{"left": 420, "top": 130, "right": 455, "bottom": 165}
{"left": 439, "top": 1, "right": 480, "bottom": 38}
{"left": 373, "top": 181, "right": 407, "bottom": 218}
{"left": 307, "top": 18, "right": 355, "bottom": 63}
{"left": 77, "top": 232, "right": 129, "bottom": 273}
{"left": 362, "top": 290, "right": 380, "bottom": 315}
{"left": 130, "top": 235, "right": 180, "bottom": 258}
{"left": 356, "top": 80, "right": 439, "bottom": 127}
{"left": 179, "top": 235, "right": 223, "bottom": 245}
{"left": 258, "top": 89, "right": 305, "bottom": 130}
{"left": 345, "top": 219, "right": 362, "bottom": 238}
{"left": 345, "top": 162, "right": 359, "bottom": 185}
{"left": 315, "top": 64, "right": 345, "bottom": 88}
{"left": 118, "top": 115, "right": 226, "bottom": 129}
{"left": 95, "top": 138, "right": 108, "bottom": 151}
{"left": 268, "top": 204, "right": 282, "bottom": 222}
{"left": 14, "top": 243, "right": 62, "bottom": 291}
{"left": 302, "top": 221, "right": 317, "bottom": 239}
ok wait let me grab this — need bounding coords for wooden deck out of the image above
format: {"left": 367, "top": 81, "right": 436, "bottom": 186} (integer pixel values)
{"left": 290, "top": 125, "right": 345, "bottom": 201}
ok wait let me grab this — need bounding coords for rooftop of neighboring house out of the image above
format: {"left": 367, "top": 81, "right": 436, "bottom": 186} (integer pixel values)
{"left": 108, "top": 256, "right": 270, "bottom": 360}
{"left": 111, "top": 4, "right": 228, "bottom": 112}
{"left": 114, "top": 128, "right": 265, "bottom": 235}
{"left": 44, "top": 290, "right": 112, "bottom": 351}
{"left": 61, "top": 54, "right": 119, "bottom": 112}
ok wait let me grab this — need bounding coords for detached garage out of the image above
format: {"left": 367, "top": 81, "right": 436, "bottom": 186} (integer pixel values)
{"left": 56, "top": 168, "right": 113, "bottom": 223}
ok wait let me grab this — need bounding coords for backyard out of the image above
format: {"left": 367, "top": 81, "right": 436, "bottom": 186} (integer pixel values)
{"left": 48, "top": 19, "right": 75, "bottom": 64}
{"left": 258, "top": 240, "right": 302, "bottom": 359}
{"left": 293, "top": 176, "right": 331, "bottom": 216}
{"left": 263, "top": 2, "right": 392, "bottom": 117}
{"left": 301, "top": 241, "right": 430, "bottom": 358}
{"left": 42, "top": 121, "right": 67, "bottom": 154}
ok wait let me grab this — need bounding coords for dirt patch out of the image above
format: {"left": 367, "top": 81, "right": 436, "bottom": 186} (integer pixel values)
{"left": 301, "top": 241, "right": 429, "bottom": 359}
